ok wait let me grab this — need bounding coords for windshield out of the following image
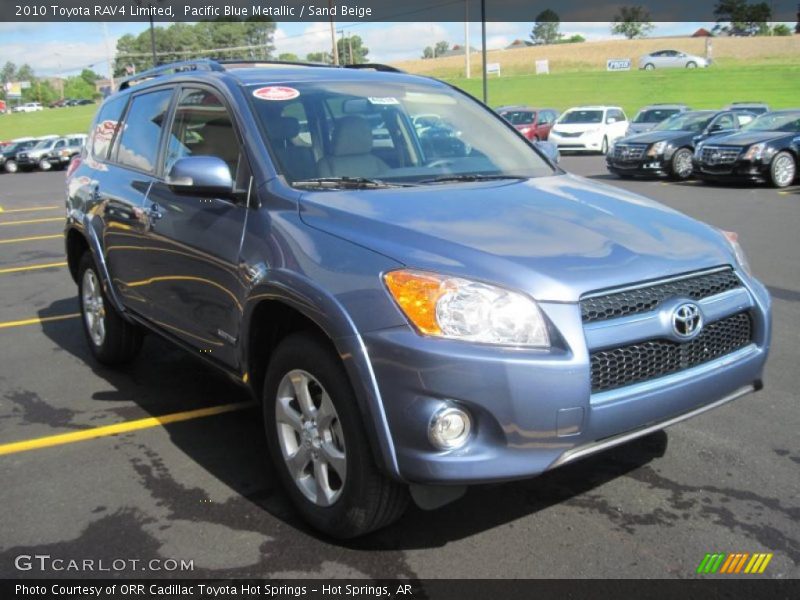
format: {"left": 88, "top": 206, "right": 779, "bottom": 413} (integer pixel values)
{"left": 248, "top": 81, "right": 554, "bottom": 186}
{"left": 500, "top": 110, "right": 535, "bottom": 125}
{"left": 33, "top": 139, "right": 53, "bottom": 149}
{"left": 633, "top": 108, "right": 681, "bottom": 124}
{"left": 743, "top": 112, "right": 800, "bottom": 133}
{"left": 558, "top": 110, "right": 603, "bottom": 124}
{"left": 654, "top": 113, "right": 712, "bottom": 132}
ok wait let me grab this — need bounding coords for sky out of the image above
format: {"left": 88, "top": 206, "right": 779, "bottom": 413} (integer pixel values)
{"left": 0, "top": 20, "right": 772, "bottom": 78}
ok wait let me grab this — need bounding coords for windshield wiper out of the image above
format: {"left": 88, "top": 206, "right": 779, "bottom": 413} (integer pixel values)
{"left": 418, "top": 174, "right": 528, "bottom": 185}
{"left": 292, "top": 177, "right": 416, "bottom": 189}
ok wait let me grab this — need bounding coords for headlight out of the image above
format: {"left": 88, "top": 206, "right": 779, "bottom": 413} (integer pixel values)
{"left": 647, "top": 141, "right": 668, "bottom": 157}
{"left": 721, "top": 230, "right": 752, "bottom": 275}
{"left": 742, "top": 143, "right": 774, "bottom": 162}
{"left": 384, "top": 269, "right": 550, "bottom": 347}
{"left": 519, "top": 127, "right": 532, "bottom": 135}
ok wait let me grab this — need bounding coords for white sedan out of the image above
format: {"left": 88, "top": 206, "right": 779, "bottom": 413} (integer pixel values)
{"left": 548, "top": 106, "right": 629, "bottom": 154}
{"left": 12, "top": 102, "right": 44, "bottom": 113}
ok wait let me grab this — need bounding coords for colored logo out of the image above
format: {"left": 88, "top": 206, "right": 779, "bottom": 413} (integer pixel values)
{"left": 672, "top": 302, "right": 702, "bottom": 338}
{"left": 696, "top": 552, "right": 773, "bottom": 574}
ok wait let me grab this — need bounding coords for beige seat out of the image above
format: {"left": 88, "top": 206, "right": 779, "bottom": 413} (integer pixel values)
{"left": 317, "top": 116, "right": 389, "bottom": 178}
{"left": 192, "top": 119, "right": 240, "bottom": 176}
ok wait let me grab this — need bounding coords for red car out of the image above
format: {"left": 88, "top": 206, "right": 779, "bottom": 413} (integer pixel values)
{"left": 497, "top": 106, "right": 559, "bottom": 141}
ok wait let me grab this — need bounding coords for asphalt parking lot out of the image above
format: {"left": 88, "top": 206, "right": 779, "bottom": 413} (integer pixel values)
{"left": 0, "top": 158, "right": 798, "bottom": 580}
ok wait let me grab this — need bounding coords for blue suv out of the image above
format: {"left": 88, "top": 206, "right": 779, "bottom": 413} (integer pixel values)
{"left": 65, "top": 60, "right": 772, "bottom": 538}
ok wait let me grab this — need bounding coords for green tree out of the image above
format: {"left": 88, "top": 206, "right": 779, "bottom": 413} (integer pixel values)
{"left": 306, "top": 51, "right": 331, "bottom": 64}
{"left": 530, "top": 9, "right": 562, "bottom": 45}
{"left": 278, "top": 53, "right": 300, "bottom": 61}
{"left": 772, "top": 23, "right": 792, "bottom": 35}
{"left": 337, "top": 35, "right": 369, "bottom": 64}
{"left": 713, "top": 0, "right": 771, "bottom": 36}
{"left": 422, "top": 46, "right": 433, "bottom": 59}
{"left": 80, "top": 69, "right": 101, "bottom": 86}
{"left": 434, "top": 41, "right": 450, "bottom": 56}
{"left": 611, "top": 6, "right": 655, "bottom": 39}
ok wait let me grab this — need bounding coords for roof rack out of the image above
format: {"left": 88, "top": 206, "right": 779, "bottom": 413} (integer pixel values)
{"left": 116, "top": 58, "right": 405, "bottom": 91}
{"left": 118, "top": 59, "right": 225, "bottom": 90}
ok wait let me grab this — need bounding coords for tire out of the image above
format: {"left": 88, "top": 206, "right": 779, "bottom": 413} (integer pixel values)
{"left": 670, "top": 148, "right": 694, "bottom": 180}
{"left": 38, "top": 159, "right": 51, "bottom": 171}
{"left": 533, "top": 135, "right": 540, "bottom": 142}
{"left": 263, "top": 331, "right": 408, "bottom": 538}
{"left": 77, "top": 252, "right": 142, "bottom": 365}
{"left": 769, "top": 151, "right": 796, "bottom": 188}
{"left": 600, "top": 136, "right": 609, "bottom": 155}
{"left": 644, "top": 63, "right": 655, "bottom": 71}
{"left": 686, "top": 61, "right": 697, "bottom": 69}
{"left": 4, "top": 160, "right": 17, "bottom": 173}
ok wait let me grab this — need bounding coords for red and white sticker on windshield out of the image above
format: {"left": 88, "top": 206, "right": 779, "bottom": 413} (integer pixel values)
{"left": 252, "top": 86, "right": 300, "bottom": 101}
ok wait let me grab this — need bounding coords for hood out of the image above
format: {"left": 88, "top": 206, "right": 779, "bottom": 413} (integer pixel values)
{"left": 702, "top": 130, "right": 791, "bottom": 147}
{"left": 622, "top": 130, "right": 692, "bottom": 145}
{"left": 627, "top": 123, "right": 657, "bottom": 134}
{"left": 552, "top": 122, "right": 602, "bottom": 134}
{"left": 298, "top": 174, "right": 734, "bottom": 302}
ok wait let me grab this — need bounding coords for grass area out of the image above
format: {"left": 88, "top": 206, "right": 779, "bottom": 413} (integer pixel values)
{"left": 447, "top": 63, "right": 800, "bottom": 116}
{"left": 0, "top": 104, "right": 96, "bottom": 140}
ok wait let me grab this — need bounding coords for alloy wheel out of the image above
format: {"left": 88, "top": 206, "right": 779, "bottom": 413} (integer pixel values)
{"left": 81, "top": 269, "right": 106, "bottom": 346}
{"left": 275, "top": 369, "right": 347, "bottom": 507}
{"left": 674, "top": 150, "right": 693, "bottom": 179}
{"left": 773, "top": 154, "right": 795, "bottom": 187}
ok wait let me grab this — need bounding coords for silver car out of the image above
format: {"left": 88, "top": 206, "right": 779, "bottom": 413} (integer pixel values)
{"left": 639, "top": 50, "right": 710, "bottom": 70}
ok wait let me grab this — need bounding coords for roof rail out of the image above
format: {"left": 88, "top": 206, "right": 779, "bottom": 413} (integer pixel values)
{"left": 344, "top": 63, "right": 404, "bottom": 73}
{"left": 216, "top": 59, "right": 337, "bottom": 69}
{"left": 118, "top": 59, "right": 225, "bottom": 90}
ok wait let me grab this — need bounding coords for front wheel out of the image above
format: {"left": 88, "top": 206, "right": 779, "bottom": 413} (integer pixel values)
{"left": 670, "top": 148, "right": 694, "bottom": 180}
{"left": 38, "top": 158, "right": 52, "bottom": 171}
{"left": 686, "top": 61, "right": 697, "bottom": 69}
{"left": 600, "top": 137, "right": 609, "bottom": 155}
{"left": 263, "top": 332, "right": 408, "bottom": 538}
{"left": 78, "top": 252, "right": 142, "bottom": 365}
{"left": 769, "top": 151, "right": 796, "bottom": 188}
{"left": 644, "top": 63, "right": 655, "bottom": 71}
{"left": 4, "top": 160, "right": 17, "bottom": 173}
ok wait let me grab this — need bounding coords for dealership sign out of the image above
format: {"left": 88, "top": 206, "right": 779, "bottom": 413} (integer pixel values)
{"left": 606, "top": 59, "right": 632, "bottom": 71}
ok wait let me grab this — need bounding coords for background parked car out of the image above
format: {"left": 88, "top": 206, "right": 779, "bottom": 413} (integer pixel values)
{"left": 607, "top": 110, "right": 745, "bottom": 180}
{"left": 45, "top": 134, "right": 87, "bottom": 170}
{"left": 496, "top": 106, "right": 559, "bottom": 141}
{"left": 639, "top": 50, "right": 710, "bottom": 70}
{"left": 14, "top": 137, "right": 65, "bottom": 171}
{"left": 549, "top": 106, "right": 628, "bottom": 154}
{"left": 694, "top": 109, "right": 800, "bottom": 188}
{"left": 12, "top": 102, "right": 44, "bottom": 113}
{"left": 726, "top": 102, "right": 770, "bottom": 116}
{"left": 1, "top": 139, "right": 38, "bottom": 173}
{"left": 626, "top": 104, "right": 690, "bottom": 136}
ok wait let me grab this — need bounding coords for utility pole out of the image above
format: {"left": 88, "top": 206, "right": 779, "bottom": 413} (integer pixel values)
{"left": 464, "top": 0, "right": 470, "bottom": 79}
{"left": 329, "top": 0, "right": 339, "bottom": 65}
{"left": 481, "top": 0, "right": 487, "bottom": 104}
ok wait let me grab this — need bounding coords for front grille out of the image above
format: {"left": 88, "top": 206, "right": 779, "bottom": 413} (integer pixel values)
{"left": 590, "top": 312, "right": 753, "bottom": 393}
{"left": 555, "top": 131, "right": 583, "bottom": 138}
{"left": 581, "top": 268, "right": 742, "bottom": 324}
{"left": 612, "top": 143, "right": 647, "bottom": 161}
{"left": 701, "top": 146, "right": 741, "bottom": 165}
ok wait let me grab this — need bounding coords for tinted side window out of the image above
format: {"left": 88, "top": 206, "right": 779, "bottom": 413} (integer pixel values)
{"left": 165, "top": 88, "right": 240, "bottom": 178}
{"left": 715, "top": 114, "right": 736, "bottom": 130}
{"left": 90, "top": 95, "right": 127, "bottom": 160}
{"left": 115, "top": 89, "right": 173, "bottom": 173}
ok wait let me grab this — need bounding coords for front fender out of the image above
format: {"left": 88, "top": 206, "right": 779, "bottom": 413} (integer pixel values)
{"left": 241, "top": 270, "right": 402, "bottom": 480}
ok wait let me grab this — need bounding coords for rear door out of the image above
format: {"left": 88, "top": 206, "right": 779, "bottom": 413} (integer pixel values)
{"left": 141, "top": 86, "right": 250, "bottom": 367}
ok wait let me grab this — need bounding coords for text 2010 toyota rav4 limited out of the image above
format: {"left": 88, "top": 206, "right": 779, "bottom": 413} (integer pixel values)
{"left": 65, "top": 60, "right": 771, "bottom": 538}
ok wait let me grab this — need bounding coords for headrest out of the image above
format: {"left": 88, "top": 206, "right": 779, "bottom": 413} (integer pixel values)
{"left": 333, "top": 116, "right": 373, "bottom": 156}
{"left": 271, "top": 116, "right": 300, "bottom": 141}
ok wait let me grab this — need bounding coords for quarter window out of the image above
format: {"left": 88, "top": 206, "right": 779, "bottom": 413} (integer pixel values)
{"left": 115, "top": 89, "right": 173, "bottom": 173}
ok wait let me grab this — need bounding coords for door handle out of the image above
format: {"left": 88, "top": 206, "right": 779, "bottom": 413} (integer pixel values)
{"left": 147, "top": 203, "right": 163, "bottom": 221}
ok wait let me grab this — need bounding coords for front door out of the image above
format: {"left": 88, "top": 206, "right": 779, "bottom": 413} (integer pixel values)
{"left": 141, "top": 87, "right": 250, "bottom": 368}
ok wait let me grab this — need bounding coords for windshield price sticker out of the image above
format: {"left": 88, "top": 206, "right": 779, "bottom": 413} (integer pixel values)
{"left": 252, "top": 87, "right": 301, "bottom": 101}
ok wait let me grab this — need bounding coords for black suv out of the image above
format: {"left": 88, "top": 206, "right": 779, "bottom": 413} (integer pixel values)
{"left": 607, "top": 110, "right": 748, "bottom": 180}
{"left": 693, "top": 110, "right": 799, "bottom": 188}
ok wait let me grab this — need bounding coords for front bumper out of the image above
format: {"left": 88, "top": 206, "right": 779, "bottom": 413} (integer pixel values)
{"left": 693, "top": 158, "right": 770, "bottom": 182}
{"left": 550, "top": 133, "right": 604, "bottom": 152}
{"left": 364, "top": 276, "right": 771, "bottom": 485}
{"left": 607, "top": 156, "right": 669, "bottom": 176}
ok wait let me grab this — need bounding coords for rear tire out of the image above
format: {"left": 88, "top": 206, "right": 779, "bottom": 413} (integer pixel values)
{"left": 670, "top": 148, "right": 694, "bottom": 180}
{"left": 769, "top": 151, "right": 796, "bottom": 188}
{"left": 263, "top": 331, "right": 408, "bottom": 538}
{"left": 644, "top": 63, "right": 655, "bottom": 71}
{"left": 686, "top": 61, "right": 697, "bottom": 69}
{"left": 77, "top": 252, "right": 142, "bottom": 365}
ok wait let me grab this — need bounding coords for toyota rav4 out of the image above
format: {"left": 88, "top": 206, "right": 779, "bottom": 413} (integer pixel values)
{"left": 65, "top": 60, "right": 772, "bottom": 538}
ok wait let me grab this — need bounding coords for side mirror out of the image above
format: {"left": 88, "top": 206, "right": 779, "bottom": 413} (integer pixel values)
{"left": 166, "top": 156, "right": 234, "bottom": 197}
{"left": 707, "top": 124, "right": 724, "bottom": 134}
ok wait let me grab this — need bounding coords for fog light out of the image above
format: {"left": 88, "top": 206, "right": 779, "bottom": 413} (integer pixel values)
{"left": 429, "top": 406, "right": 472, "bottom": 450}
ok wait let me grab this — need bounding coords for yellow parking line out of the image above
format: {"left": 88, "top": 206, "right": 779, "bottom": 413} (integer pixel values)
{"left": 0, "top": 261, "right": 67, "bottom": 274}
{"left": 0, "top": 401, "right": 256, "bottom": 456}
{"left": 0, "top": 234, "right": 62, "bottom": 245}
{"left": 0, "top": 217, "right": 63, "bottom": 226}
{"left": 0, "top": 205, "right": 60, "bottom": 214}
{"left": 0, "top": 313, "right": 80, "bottom": 329}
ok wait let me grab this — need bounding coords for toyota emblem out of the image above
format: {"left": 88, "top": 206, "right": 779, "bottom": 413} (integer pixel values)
{"left": 672, "top": 303, "right": 703, "bottom": 338}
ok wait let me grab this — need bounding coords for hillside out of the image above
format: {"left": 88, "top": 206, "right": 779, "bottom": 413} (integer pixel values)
{"left": 393, "top": 35, "right": 800, "bottom": 77}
